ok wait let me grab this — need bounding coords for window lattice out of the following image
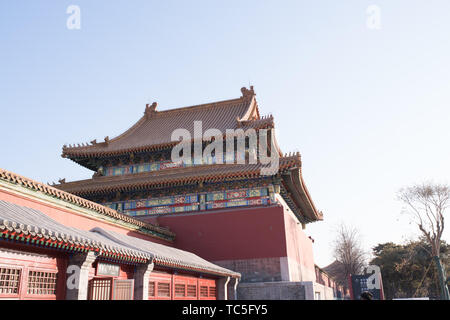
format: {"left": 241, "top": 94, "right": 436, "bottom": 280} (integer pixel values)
{"left": 200, "top": 286, "right": 208, "bottom": 297}
{"left": 209, "top": 286, "right": 217, "bottom": 297}
{"left": 187, "top": 284, "right": 197, "bottom": 297}
{"left": 175, "top": 283, "right": 186, "bottom": 297}
{"left": 157, "top": 282, "right": 170, "bottom": 297}
{"left": 0, "top": 267, "right": 21, "bottom": 295}
{"left": 148, "top": 281, "right": 156, "bottom": 297}
{"left": 27, "top": 271, "right": 57, "bottom": 295}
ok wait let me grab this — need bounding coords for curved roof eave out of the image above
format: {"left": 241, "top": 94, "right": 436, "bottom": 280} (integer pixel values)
{"left": 282, "top": 167, "right": 323, "bottom": 223}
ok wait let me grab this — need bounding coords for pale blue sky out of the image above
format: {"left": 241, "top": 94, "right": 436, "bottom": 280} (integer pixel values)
{"left": 1, "top": 1, "right": 449, "bottom": 266}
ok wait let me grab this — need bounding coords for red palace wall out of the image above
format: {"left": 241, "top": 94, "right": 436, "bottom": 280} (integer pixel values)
{"left": 0, "top": 188, "right": 173, "bottom": 246}
{"left": 142, "top": 204, "right": 316, "bottom": 283}
{"left": 149, "top": 205, "right": 287, "bottom": 261}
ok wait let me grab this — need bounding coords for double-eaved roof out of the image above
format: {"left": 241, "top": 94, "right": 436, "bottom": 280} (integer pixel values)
{"left": 57, "top": 87, "right": 323, "bottom": 223}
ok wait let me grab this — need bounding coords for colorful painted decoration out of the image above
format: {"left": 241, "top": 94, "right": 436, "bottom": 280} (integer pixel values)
{"left": 206, "top": 197, "right": 269, "bottom": 210}
{"left": 128, "top": 204, "right": 200, "bottom": 216}
{"left": 104, "top": 194, "right": 199, "bottom": 211}
{"left": 206, "top": 187, "right": 268, "bottom": 201}
{"left": 103, "top": 187, "right": 272, "bottom": 217}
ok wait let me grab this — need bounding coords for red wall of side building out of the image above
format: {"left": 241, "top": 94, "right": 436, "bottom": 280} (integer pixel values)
{"left": 0, "top": 189, "right": 173, "bottom": 246}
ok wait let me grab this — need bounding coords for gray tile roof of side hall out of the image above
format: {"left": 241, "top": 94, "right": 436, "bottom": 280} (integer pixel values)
{"left": 91, "top": 227, "right": 240, "bottom": 278}
{"left": 0, "top": 200, "right": 149, "bottom": 261}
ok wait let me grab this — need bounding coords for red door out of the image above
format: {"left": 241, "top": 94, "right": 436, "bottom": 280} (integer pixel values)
{"left": 88, "top": 277, "right": 113, "bottom": 300}
{"left": 112, "top": 279, "right": 134, "bottom": 300}
{"left": 88, "top": 278, "right": 134, "bottom": 300}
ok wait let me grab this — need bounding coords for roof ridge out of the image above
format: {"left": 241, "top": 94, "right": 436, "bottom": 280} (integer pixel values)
{"left": 155, "top": 86, "right": 255, "bottom": 115}
{"left": 61, "top": 92, "right": 254, "bottom": 154}
{"left": 61, "top": 119, "right": 275, "bottom": 158}
{"left": 0, "top": 168, "right": 175, "bottom": 239}
{"left": 152, "top": 96, "right": 247, "bottom": 116}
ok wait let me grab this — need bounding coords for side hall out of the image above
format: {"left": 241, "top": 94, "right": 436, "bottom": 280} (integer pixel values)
{"left": 0, "top": 168, "right": 240, "bottom": 300}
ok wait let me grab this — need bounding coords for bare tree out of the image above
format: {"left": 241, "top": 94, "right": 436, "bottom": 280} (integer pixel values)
{"left": 331, "top": 223, "right": 367, "bottom": 286}
{"left": 398, "top": 182, "right": 450, "bottom": 300}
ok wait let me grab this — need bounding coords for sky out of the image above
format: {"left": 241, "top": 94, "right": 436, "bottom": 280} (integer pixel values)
{"left": 1, "top": 1, "right": 450, "bottom": 267}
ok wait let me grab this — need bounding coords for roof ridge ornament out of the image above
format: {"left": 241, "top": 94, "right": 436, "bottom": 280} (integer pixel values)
{"left": 240, "top": 86, "right": 255, "bottom": 100}
{"left": 145, "top": 102, "right": 158, "bottom": 118}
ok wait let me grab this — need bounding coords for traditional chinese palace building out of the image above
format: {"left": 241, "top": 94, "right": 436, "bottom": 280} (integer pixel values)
{"left": 51, "top": 87, "right": 342, "bottom": 299}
